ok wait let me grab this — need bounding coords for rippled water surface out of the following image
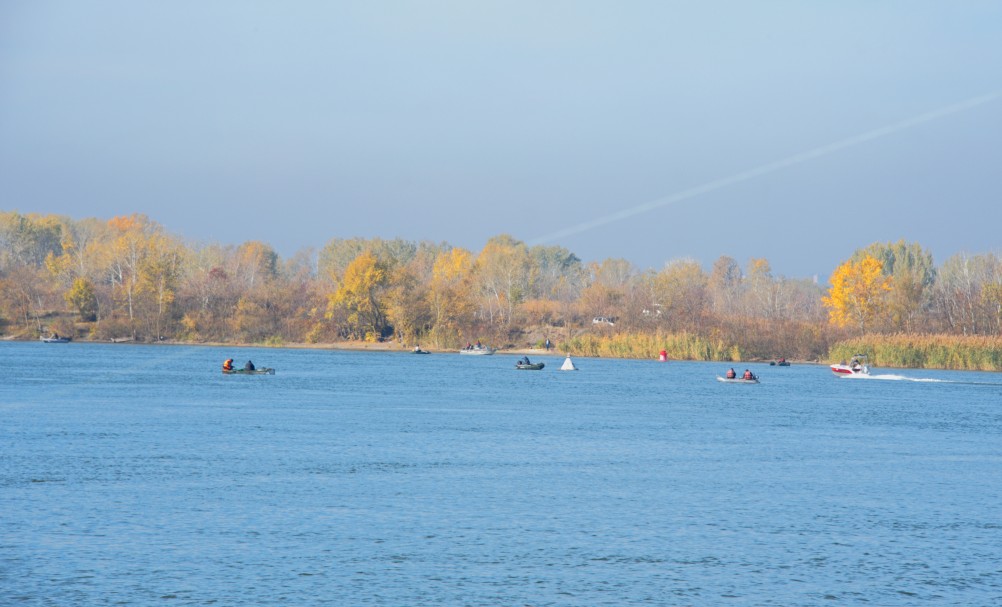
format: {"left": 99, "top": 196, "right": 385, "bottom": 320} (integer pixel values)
{"left": 3, "top": 342, "right": 1002, "bottom": 606}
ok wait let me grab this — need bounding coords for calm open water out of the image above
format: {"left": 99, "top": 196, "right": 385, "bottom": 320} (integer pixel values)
{"left": 2, "top": 342, "right": 1002, "bottom": 606}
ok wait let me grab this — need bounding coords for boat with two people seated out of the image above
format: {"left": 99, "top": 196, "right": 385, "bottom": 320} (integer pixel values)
{"left": 769, "top": 358, "right": 790, "bottom": 366}
{"left": 459, "top": 342, "right": 495, "bottom": 355}
{"left": 223, "top": 367, "right": 275, "bottom": 375}
{"left": 222, "top": 358, "right": 275, "bottom": 375}
{"left": 831, "top": 354, "right": 869, "bottom": 377}
{"left": 717, "top": 367, "right": 759, "bottom": 384}
{"left": 412, "top": 346, "right": 430, "bottom": 354}
{"left": 40, "top": 334, "right": 71, "bottom": 343}
{"left": 515, "top": 356, "right": 544, "bottom": 370}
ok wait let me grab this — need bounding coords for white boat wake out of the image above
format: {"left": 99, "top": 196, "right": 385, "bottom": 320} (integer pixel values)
{"left": 841, "top": 373, "right": 950, "bottom": 383}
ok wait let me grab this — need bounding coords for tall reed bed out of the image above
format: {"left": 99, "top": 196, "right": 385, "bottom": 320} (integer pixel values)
{"left": 559, "top": 332, "right": 739, "bottom": 361}
{"left": 830, "top": 334, "right": 1002, "bottom": 371}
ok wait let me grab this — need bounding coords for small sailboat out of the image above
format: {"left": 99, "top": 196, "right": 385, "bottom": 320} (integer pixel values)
{"left": 560, "top": 355, "right": 578, "bottom": 371}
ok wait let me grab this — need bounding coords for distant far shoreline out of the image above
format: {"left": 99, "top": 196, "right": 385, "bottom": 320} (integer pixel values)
{"left": 14, "top": 336, "right": 562, "bottom": 358}
{"left": 14, "top": 334, "right": 1002, "bottom": 371}
{"left": 12, "top": 335, "right": 809, "bottom": 363}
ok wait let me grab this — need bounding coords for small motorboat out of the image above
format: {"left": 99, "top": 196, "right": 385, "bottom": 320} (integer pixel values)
{"left": 223, "top": 367, "right": 276, "bottom": 375}
{"left": 831, "top": 355, "right": 869, "bottom": 377}
{"left": 769, "top": 359, "right": 790, "bottom": 366}
{"left": 412, "top": 347, "right": 430, "bottom": 354}
{"left": 459, "top": 345, "right": 495, "bottom": 355}
{"left": 515, "top": 361, "right": 545, "bottom": 370}
{"left": 41, "top": 335, "right": 71, "bottom": 343}
{"left": 717, "top": 375, "right": 759, "bottom": 384}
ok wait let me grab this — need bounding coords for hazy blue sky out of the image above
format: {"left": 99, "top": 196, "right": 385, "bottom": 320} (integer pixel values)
{"left": 2, "top": 1, "right": 999, "bottom": 278}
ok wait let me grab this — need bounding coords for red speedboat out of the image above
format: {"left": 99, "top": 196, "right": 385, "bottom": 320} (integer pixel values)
{"left": 831, "top": 354, "right": 869, "bottom": 376}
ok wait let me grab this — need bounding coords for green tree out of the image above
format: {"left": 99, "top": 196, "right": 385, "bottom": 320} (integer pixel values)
{"left": 65, "top": 277, "right": 98, "bottom": 321}
{"left": 854, "top": 240, "right": 936, "bottom": 331}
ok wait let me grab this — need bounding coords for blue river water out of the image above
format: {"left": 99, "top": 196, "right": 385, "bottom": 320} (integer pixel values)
{"left": 2, "top": 342, "right": 1002, "bottom": 606}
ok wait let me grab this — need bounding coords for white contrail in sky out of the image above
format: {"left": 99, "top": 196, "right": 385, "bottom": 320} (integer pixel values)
{"left": 528, "top": 91, "right": 1001, "bottom": 246}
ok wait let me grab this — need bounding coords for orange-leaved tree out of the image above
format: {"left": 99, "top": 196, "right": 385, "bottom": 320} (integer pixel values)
{"left": 822, "top": 254, "right": 892, "bottom": 334}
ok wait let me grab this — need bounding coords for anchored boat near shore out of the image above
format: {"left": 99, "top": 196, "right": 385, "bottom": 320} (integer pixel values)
{"left": 40, "top": 335, "right": 71, "bottom": 343}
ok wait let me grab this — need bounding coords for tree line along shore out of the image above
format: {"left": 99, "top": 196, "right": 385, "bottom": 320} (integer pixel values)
{"left": 3, "top": 212, "right": 1001, "bottom": 371}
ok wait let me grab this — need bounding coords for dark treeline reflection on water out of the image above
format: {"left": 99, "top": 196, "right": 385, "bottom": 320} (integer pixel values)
{"left": 3, "top": 342, "right": 1002, "bottom": 606}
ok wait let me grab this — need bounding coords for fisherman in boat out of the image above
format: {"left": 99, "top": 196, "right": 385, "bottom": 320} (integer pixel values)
{"left": 223, "top": 358, "right": 234, "bottom": 371}
{"left": 244, "top": 360, "right": 255, "bottom": 371}
{"left": 743, "top": 369, "right": 754, "bottom": 380}
{"left": 726, "top": 368, "right": 736, "bottom": 379}
{"left": 521, "top": 356, "right": 531, "bottom": 365}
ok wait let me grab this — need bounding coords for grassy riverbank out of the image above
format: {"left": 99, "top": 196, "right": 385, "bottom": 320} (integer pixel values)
{"left": 14, "top": 326, "right": 1002, "bottom": 372}
{"left": 829, "top": 334, "right": 1002, "bottom": 371}
{"left": 558, "top": 331, "right": 739, "bottom": 361}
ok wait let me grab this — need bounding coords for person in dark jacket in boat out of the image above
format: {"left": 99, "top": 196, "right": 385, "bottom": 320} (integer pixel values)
{"left": 743, "top": 369, "right": 754, "bottom": 380}
{"left": 244, "top": 360, "right": 255, "bottom": 371}
{"left": 726, "top": 368, "right": 736, "bottom": 379}
{"left": 223, "top": 358, "right": 234, "bottom": 371}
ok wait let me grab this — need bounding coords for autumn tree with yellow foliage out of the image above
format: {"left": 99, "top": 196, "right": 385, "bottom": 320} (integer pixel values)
{"left": 427, "top": 247, "right": 475, "bottom": 347}
{"left": 822, "top": 254, "right": 892, "bottom": 334}
{"left": 326, "top": 251, "right": 388, "bottom": 341}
